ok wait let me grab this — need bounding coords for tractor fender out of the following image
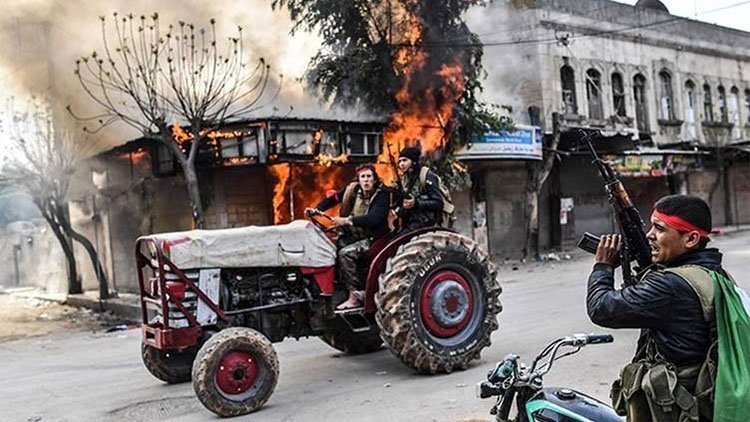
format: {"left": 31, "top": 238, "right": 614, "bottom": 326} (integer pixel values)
{"left": 363, "top": 227, "right": 455, "bottom": 313}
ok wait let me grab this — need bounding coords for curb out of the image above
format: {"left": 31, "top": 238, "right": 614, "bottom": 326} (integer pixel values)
{"left": 65, "top": 294, "right": 141, "bottom": 322}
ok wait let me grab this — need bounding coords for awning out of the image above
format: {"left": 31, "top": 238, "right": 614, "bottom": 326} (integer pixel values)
{"left": 729, "top": 144, "right": 750, "bottom": 154}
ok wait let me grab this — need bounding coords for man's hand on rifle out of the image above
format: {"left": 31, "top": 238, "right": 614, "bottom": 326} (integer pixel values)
{"left": 304, "top": 207, "right": 319, "bottom": 218}
{"left": 596, "top": 234, "right": 621, "bottom": 266}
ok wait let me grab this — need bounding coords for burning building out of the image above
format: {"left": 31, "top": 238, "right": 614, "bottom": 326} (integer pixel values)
{"left": 70, "top": 117, "right": 385, "bottom": 292}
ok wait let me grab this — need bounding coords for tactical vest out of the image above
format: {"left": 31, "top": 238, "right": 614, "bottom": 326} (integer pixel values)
{"left": 339, "top": 182, "right": 377, "bottom": 242}
{"left": 611, "top": 265, "right": 719, "bottom": 421}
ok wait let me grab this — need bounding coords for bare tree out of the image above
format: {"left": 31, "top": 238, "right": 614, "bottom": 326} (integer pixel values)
{"left": 71, "top": 13, "right": 277, "bottom": 228}
{"left": 0, "top": 96, "right": 109, "bottom": 297}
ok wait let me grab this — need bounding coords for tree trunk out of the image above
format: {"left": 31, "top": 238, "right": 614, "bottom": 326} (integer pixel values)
{"left": 160, "top": 129, "right": 205, "bottom": 229}
{"left": 523, "top": 170, "right": 540, "bottom": 260}
{"left": 68, "top": 228, "right": 110, "bottom": 300}
{"left": 523, "top": 113, "right": 561, "bottom": 260}
{"left": 184, "top": 163, "right": 205, "bottom": 229}
{"left": 39, "top": 204, "right": 81, "bottom": 294}
{"left": 53, "top": 201, "right": 110, "bottom": 300}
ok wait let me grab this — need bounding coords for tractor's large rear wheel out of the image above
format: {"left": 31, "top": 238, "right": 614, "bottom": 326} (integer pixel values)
{"left": 141, "top": 343, "right": 197, "bottom": 384}
{"left": 375, "top": 231, "right": 502, "bottom": 374}
{"left": 192, "top": 327, "right": 279, "bottom": 417}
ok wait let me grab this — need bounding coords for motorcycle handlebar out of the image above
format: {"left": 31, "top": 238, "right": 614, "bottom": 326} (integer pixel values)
{"left": 585, "top": 334, "right": 614, "bottom": 345}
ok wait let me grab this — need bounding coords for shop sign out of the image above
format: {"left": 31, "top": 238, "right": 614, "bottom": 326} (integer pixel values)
{"left": 457, "top": 125, "right": 542, "bottom": 160}
{"left": 603, "top": 154, "right": 703, "bottom": 177}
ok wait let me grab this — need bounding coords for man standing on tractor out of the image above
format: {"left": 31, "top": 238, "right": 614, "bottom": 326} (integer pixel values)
{"left": 587, "top": 195, "right": 750, "bottom": 421}
{"left": 394, "top": 146, "right": 447, "bottom": 232}
{"left": 305, "top": 163, "right": 390, "bottom": 309}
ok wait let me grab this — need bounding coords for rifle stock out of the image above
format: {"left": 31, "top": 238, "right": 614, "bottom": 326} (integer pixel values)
{"left": 578, "top": 131, "right": 652, "bottom": 286}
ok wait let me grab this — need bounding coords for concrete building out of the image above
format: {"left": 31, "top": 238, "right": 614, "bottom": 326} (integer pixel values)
{"left": 467, "top": 0, "right": 750, "bottom": 253}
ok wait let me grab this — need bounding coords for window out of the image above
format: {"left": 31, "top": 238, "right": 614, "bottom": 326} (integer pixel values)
{"left": 347, "top": 131, "right": 381, "bottom": 156}
{"left": 745, "top": 89, "right": 750, "bottom": 125}
{"left": 633, "top": 74, "right": 649, "bottom": 132}
{"left": 718, "top": 86, "right": 728, "bottom": 123}
{"left": 612, "top": 73, "right": 626, "bottom": 117}
{"left": 560, "top": 65, "right": 578, "bottom": 114}
{"left": 684, "top": 81, "right": 698, "bottom": 139}
{"left": 729, "top": 87, "right": 741, "bottom": 139}
{"left": 658, "top": 70, "right": 675, "bottom": 120}
{"left": 703, "top": 84, "right": 714, "bottom": 122}
{"left": 586, "top": 69, "right": 603, "bottom": 120}
{"left": 153, "top": 142, "right": 177, "bottom": 177}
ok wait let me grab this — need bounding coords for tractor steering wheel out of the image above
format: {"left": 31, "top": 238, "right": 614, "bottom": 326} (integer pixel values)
{"left": 305, "top": 209, "right": 337, "bottom": 233}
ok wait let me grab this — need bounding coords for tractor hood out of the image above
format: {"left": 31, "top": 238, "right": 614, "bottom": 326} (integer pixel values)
{"left": 146, "top": 220, "right": 336, "bottom": 269}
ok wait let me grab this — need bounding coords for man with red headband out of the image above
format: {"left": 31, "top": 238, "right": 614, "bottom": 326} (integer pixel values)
{"left": 587, "top": 194, "right": 731, "bottom": 421}
{"left": 305, "top": 163, "right": 389, "bottom": 309}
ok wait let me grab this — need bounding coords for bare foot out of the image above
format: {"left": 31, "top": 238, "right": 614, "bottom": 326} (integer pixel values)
{"left": 336, "top": 292, "right": 363, "bottom": 310}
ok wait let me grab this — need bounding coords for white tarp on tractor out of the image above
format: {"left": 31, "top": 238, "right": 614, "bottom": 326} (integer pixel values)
{"left": 147, "top": 220, "right": 336, "bottom": 269}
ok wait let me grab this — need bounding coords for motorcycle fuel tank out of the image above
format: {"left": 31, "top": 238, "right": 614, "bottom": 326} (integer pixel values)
{"left": 525, "top": 387, "right": 623, "bottom": 421}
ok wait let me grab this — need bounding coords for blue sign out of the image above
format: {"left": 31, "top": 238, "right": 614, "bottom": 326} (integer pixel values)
{"left": 456, "top": 125, "right": 543, "bottom": 160}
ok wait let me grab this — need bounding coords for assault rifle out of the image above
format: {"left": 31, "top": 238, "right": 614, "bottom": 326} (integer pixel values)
{"left": 576, "top": 130, "right": 652, "bottom": 286}
{"left": 386, "top": 142, "right": 407, "bottom": 231}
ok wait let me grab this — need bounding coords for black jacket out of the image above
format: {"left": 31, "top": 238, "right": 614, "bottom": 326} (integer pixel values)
{"left": 315, "top": 185, "right": 390, "bottom": 240}
{"left": 587, "top": 248, "right": 723, "bottom": 366}
{"left": 397, "top": 166, "right": 444, "bottom": 228}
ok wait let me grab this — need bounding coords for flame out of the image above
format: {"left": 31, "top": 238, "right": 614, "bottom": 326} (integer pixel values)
{"left": 377, "top": 7, "right": 466, "bottom": 185}
{"left": 267, "top": 163, "right": 352, "bottom": 224}
{"left": 268, "top": 163, "right": 292, "bottom": 224}
{"left": 171, "top": 124, "right": 191, "bottom": 145}
{"left": 317, "top": 153, "right": 349, "bottom": 167}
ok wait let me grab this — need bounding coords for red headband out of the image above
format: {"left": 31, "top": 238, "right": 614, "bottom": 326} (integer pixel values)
{"left": 652, "top": 210, "right": 711, "bottom": 238}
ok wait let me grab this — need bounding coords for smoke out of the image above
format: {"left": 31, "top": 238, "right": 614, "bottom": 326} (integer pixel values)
{"left": 0, "top": 0, "right": 370, "bottom": 152}
{"left": 464, "top": 1, "right": 538, "bottom": 125}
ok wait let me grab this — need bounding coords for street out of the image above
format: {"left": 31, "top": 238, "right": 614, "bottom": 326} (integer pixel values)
{"left": 1, "top": 231, "right": 748, "bottom": 422}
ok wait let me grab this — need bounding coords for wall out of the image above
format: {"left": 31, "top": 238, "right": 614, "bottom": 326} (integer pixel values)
{"left": 559, "top": 156, "right": 614, "bottom": 240}
{"left": 204, "top": 166, "right": 271, "bottom": 229}
{"left": 485, "top": 162, "right": 528, "bottom": 259}
{"left": 687, "top": 169, "right": 728, "bottom": 227}
{"left": 730, "top": 159, "right": 750, "bottom": 225}
{"left": 0, "top": 220, "right": 66, "bottom": 292}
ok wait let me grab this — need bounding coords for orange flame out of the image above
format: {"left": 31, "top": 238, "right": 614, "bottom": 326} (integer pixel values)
{"left": 268, "top": 163, "right": 292, "bottom": 224}
{"left": 267, "top": 163, "right": 352, "bottom": 224}
{"left": 377, "top": 9, "right": 465, "bottom": 185}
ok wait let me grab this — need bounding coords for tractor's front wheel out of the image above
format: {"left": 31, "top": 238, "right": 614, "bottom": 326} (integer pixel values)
{"left": 192, "top": 327, "right": 279, "bottom": 417}
{"left": 376, "top": 231, "right": 502, "bottom": 374}
{"left": 141, "top": 343, "right": 197, "bottom": 384}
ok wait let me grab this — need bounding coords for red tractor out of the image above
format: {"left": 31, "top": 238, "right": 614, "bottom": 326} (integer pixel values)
{"left": 135, "top": 217, "right": 502, "bottom": 417}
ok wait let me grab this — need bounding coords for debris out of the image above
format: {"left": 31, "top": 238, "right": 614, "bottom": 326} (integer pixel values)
{"left": 27, "top": 415, "right": 42, "bottom": 422}
{"left": 105, "top": 324, "right": 129, "bottom": 333}
{"left": 512, "top": 266, "right": 519, "bottom": 271}
{"left": 383, "top": 383, "right": 391, "bottom": 388}
{"left": 375, "top": 371, "right": 388, "bottom": 376}
{"left": 455, "top": 383, "right": 468, "bottom": 388}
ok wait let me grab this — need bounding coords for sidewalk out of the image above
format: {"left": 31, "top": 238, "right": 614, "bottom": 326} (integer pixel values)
{"left": 0, "top": 286, "right": 141, "bottom": 323}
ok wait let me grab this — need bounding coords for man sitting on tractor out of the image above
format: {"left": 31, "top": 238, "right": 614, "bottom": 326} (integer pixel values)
{"left": 305, "top": 163, "right": 390, "bottom": 309}
{"left": 394, "top": 146, "right": 446, "bottom": 232}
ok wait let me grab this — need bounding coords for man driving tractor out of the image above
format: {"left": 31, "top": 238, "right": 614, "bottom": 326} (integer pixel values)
{"left": 306, "top": 163, "right": 390, "bottom": 309}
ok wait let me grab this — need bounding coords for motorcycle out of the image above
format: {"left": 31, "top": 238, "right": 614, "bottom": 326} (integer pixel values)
{"left": 477, "top": 333, "right": 623, "bottom": 422}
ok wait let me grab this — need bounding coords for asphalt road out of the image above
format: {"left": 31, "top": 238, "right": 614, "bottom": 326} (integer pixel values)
{"left": 1, "top": 231, "right": 748, "bottom": 422}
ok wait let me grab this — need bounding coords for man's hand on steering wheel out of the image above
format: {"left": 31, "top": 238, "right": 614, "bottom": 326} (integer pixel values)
{"left": 331, "top": 217, "right": 352, "bottom": 228}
